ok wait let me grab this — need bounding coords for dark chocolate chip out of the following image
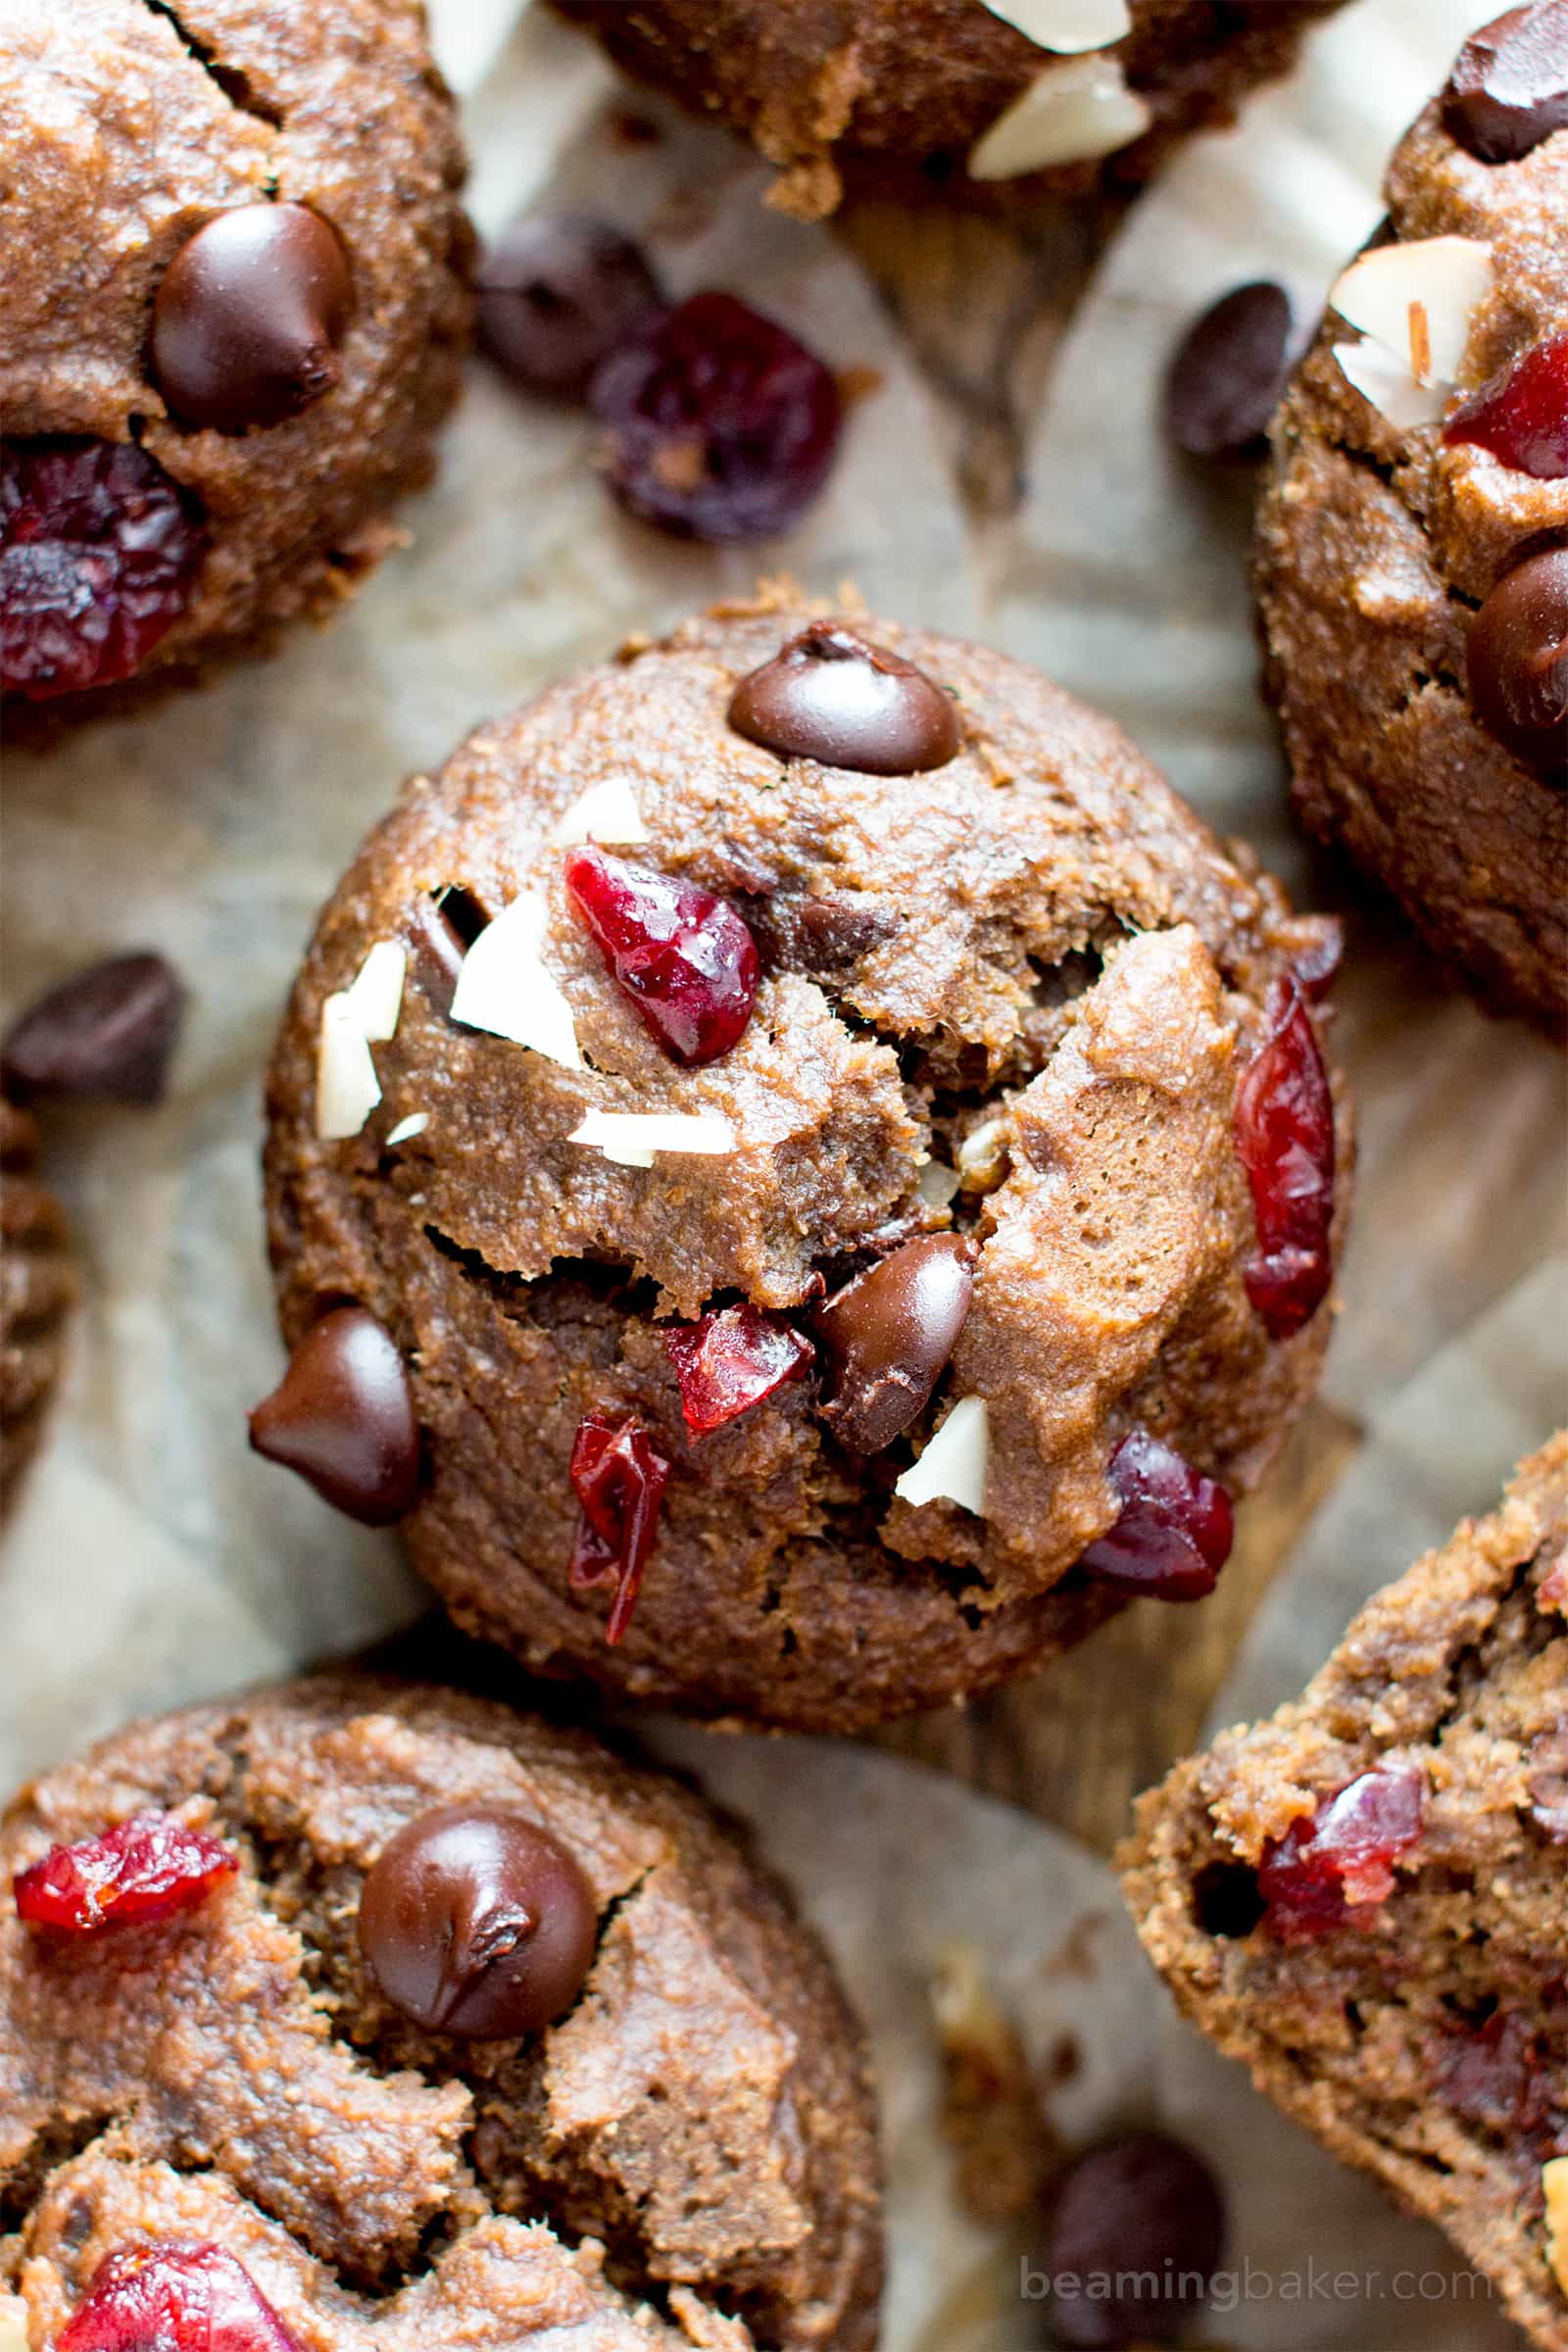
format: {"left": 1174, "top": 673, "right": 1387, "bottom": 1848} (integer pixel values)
{"left": 728, "top": 625, "right": 961, "bottom": 775}
{"left": 812, "top": 1234, "right": 976, "bottom": 1454}
{"left": 1442, "top": 3, "right": 1568, "bottom": 163}
{"left": 406, "top": 894, "right": 468, "bottom": 1009}
{"left": 1042, "top": 2130, "right": 1226, "bottom": 2348}
{"left": 248, "top": 1304, "right": 420, "bottom": 1525}
{"left": 358, "top": 1803, "right": 598, "bottom": 2037}
{"left": 1164, "top": 281, "right": 1298, "bottom": 460}
{"left": 477, "top": 214, "right": 664, "bottom": 397}
{"left": 1466, "top": 546, "right": 1568, "bottom": 783}
{"left": 150, "top": 203, "right": 353, "bottom": 433}
{"left": 2, "top": 952, "right": 186, "bottom": 1104}
{"left": 746, "top": 889, "right": 897, "bottom": 976}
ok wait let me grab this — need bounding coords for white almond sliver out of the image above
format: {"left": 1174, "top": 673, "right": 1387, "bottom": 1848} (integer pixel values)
{"left": 1329, "top": 236, "right": 1492, "bottom": 385}
{"left": 917, "top": 1156, "right": 962, "bottom": 1208}
{"left": 449, "top": 893, "right": 582, "bottom": 1070}
{"left": 343, "top": 940, "right": 407, "bottom": 1043}
{"left": 552, "top": 778, "right": 650, "bottom": 848}
{"left": 1544, "top": 2158, "right": 1568, "bottom": 2298}
{"left": 895, "top": 1396, "right": 989, "bottom": 1516}
{"left": 980, "top": 0, "right": 1131, "bottom": 53}
{"left": 968, "top": 56, "right": 1152, "bottom": 177}
{"left": 1333, "top": 340, "right": 1451, "bottom": 434}
{"left": 0, "top": 2303, "right": 28, "bottom": 2352}
{"left": 569, "top": 1109, "right": 735, "bottom": 1168}
{"left": 385, "top": 1111, "right": 430, "bottom": 1147}
{"left": 317, "top": 992, "right": 382, "bottom": 1140}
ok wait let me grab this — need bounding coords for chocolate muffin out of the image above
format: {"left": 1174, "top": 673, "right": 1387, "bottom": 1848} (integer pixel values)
{"left": 0, "top": 0, "right": 470, "bottom": 725}
{"left": 0, "top": 1097, "right": 74, "bottom": 1508}
{"left": 549, "top": 0, "right": 1347, "bottom": 220}
{"left": 1255, "top": 4, "right": 1568, "bottom": 1039}
{"left": 1122, "top": 1433, "right": 1568, "bottom": 2352}
{"left": 0, "top": 1675, "right": 883, "bottom": 2350}
{"left": 259, "top": 590, "right": 1351, "bottom": 1733}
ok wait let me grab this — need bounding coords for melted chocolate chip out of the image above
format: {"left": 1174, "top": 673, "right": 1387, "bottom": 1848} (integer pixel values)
{"left": 2, "top": 952, "right": 186, "bottom": 1104}
{"left": 1443, "top": 3, "right": 1568, "bottom": 163}
{"left": 812, "top": 1234, "right": 976, "bottom": 1454}
{"left": 477, "top": 215, "right": 663, "bottom": 396}
{"left": 1466, "top": 547, "right": 1568, "bottom": 782}
{"left": 358, "top": 1803, "right": 598, "bottom": 2037}
{"left": 151, "top": 203, "right": 353, "bottom": 433}
{"left": 746, "top": 888, "right": 897, "bottom": 976}
{"left": 728, "top": 625, "right": 960, "bottom": 775}
{"left": 248, "top": 1304, "right": 420, "bottom": 1524}
{"left": 1164, "top": 280, "right": 1299, "bottom": 460}
{"left": 406, "top": 894, "right": 468, "bottom": 1008}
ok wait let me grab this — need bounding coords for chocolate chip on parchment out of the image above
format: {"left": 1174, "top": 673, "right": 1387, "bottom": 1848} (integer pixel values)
{"left": 2, "top": 951, "right": 186, "bottom": 1103}
{"left": 1164, "top": 280, "right": 1298, "bottom": 460}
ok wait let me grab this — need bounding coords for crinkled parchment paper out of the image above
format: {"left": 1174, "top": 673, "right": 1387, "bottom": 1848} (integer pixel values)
{"left": 1, "top": 0, "right": 1561, "bottom": 2343}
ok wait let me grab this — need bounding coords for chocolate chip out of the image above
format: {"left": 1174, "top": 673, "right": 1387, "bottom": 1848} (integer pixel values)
{"left": 812, "top": 1234, "right": 976, "bottom": 1454}
{"left": 1164, "top": 281, "right": 1298, "bottom": 460}
{"left": 1042, "top": 2130, "right": 1226, "bottom": 2348}
{"left": 1443, "top": 3, "right": 1568, "bottom": 163}
{"left": 248, "top": 1304, "right": 420, "bottom": 1524}
{"left": 1466, "top": 546, "right": 1568, "bottom": 783}
{"left": 406, "top": 894, "right": 467, "bottom": 1008}
{"left": 477, "top": 215, "right": 663, "bottom": 396}
{"left": 358, "top": 1803, "right": 598, "bottom": 2037}
{"left": 150, "top": 202, "right": 353, "bottom": 433}
{"left": 2, "top": 952, "right": 185, "bottom": 1104}
{"left": 728, "top": 625, "right": 961, "bottom": 775}
{"left": 746, "top": 888, "right": 897, "bottom": 975}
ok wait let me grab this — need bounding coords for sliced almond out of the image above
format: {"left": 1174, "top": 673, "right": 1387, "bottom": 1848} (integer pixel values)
{"left": 1333, "top": 339, "right": 1450, "bottom": 432}
{"left": 449, "top": 893, "right": 582, "bottom": 1070}
{"left": 385, "top": 1110, "right": 430, "bottom": 1147}
{"left": 1330, "top": 236, "right": 1492, "bottom": 385}
{"left": 343, "top": 939, "right": 407, "bottom": 1044}
{"left": 551, "top": 778, "right": 650, "bottom": 849}
{"left": 895, "top": 1395, "right": 990, "bottom": 1515}
{"left": 316, "top": 992, "right": 382, "bottom": 1141}
{"left": 979, "top": 0, "right": 1131, "bottom": 53}
{"left": 0, "top": 2302, "right": 28, "bottom": 2352}
{"left": 917, "top": 1155, "right": 962, "bottom": 1208}
{"left": 569, "top": 1109, "right": 735, "bottom": 1167}
{"left": 1544, "top": 2157, "right": 1568, "bottom": 2297}
{"left": 968, "top": 56, "right": 1152, "bottom": 177}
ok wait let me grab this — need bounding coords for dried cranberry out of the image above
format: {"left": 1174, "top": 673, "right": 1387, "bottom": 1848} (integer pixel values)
{"left": 1446, "top": 333, "right": 1568, "bottom": 478}
{"left": 564, "top": 845, "right": 760, "bottom": 1066}
{"left": 568, "top": 1410, "right": 670, "bottom": 1644}
{"left": 57, "top": 2240, "right": 302, "bottom": 2352}
{"left": 665, "top": 1302, "right": 814, "bottom": 1435}
{"left": 1, "top": 437, "right": 206, "bottom": 700}
{"left": 1438, "top": 2010, "right": 1554, "bottom": 2137}
{"left": 1256, "top": 1766, "right": 1424, "bottom": 1940}
{"left": 14, "top": 1809, "right": 236, "bottom": 1936}
{"left": 1233, "top": 976, "right": 1336, "bottom": 1341}
{"left": 589, "top": 291, "right": 843, "bottom": 542}
{"left": 1076, "top": 1430, "right": 1235, "bottom": 1602}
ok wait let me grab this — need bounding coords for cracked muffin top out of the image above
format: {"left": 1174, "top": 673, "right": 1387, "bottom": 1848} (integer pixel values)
{"left": 257, "top": 592, "right": 1351, "bottom": 1732}
{"left": 0, "top": 1675, "right": 883, "bottom": 2351}
{"left": 1255, "top": 2, "right": 1568, "bottom": 1037}
{"left": 0, "top": 0, "right": 470, "bottom": 725}
{"left": 550, "top": 0, "right": 1347, "bottom": 220}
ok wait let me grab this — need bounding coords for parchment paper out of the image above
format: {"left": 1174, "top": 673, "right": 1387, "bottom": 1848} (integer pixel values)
{"left": 1, "top": 1, "right": 1562, "bottom": 2344}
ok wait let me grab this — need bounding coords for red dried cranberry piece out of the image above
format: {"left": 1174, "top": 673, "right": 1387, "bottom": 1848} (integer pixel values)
{"left": 665, "top": 1302, "right": 814, "bottom": 1435}
{"left": 14, "top": 1809, "right": 236, "bottom": 1936}
{"left": 564, "top": 845, "right": 761, "bottom": 1066}
{"left": 1438, "top": 2010, "right": 1554, "bottom": 2137}
{"left": 1, "top": 438, "right": 206, "bottom": 700}
{"left": 589, "top": 291, "right": 843, "bottom": 542}
{"left": 57, "top": 2239, "right": 302, "bottom": 2352}
{"left": 1445, "top": 333, "right": 1568, "bottom": 479}
{"left": 1233, "top": 976, "right": 1336, "bottom": 1341}
{"left": 1256, "top": 1765, "right": 1424, "bottom": 1941}
{"left": 1076, "top": 1430, "right": 1235, "bottom": 1602}
{"left": 568, "top": 1410, "right": 670, "bottom": 1644}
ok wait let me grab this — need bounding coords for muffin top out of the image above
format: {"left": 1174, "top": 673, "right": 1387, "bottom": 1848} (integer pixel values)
{"left": 1254, "top": 1, "right": 1568, "bottom": 1030}
{"left": 0, "top": 0, "right": 469, "bottom": 713}
{"left": 260, "top": 591, "right": 1348, "bottom": 1730}
{"left": 0, "top": 1675, "right": 882, "bottom": 2350}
